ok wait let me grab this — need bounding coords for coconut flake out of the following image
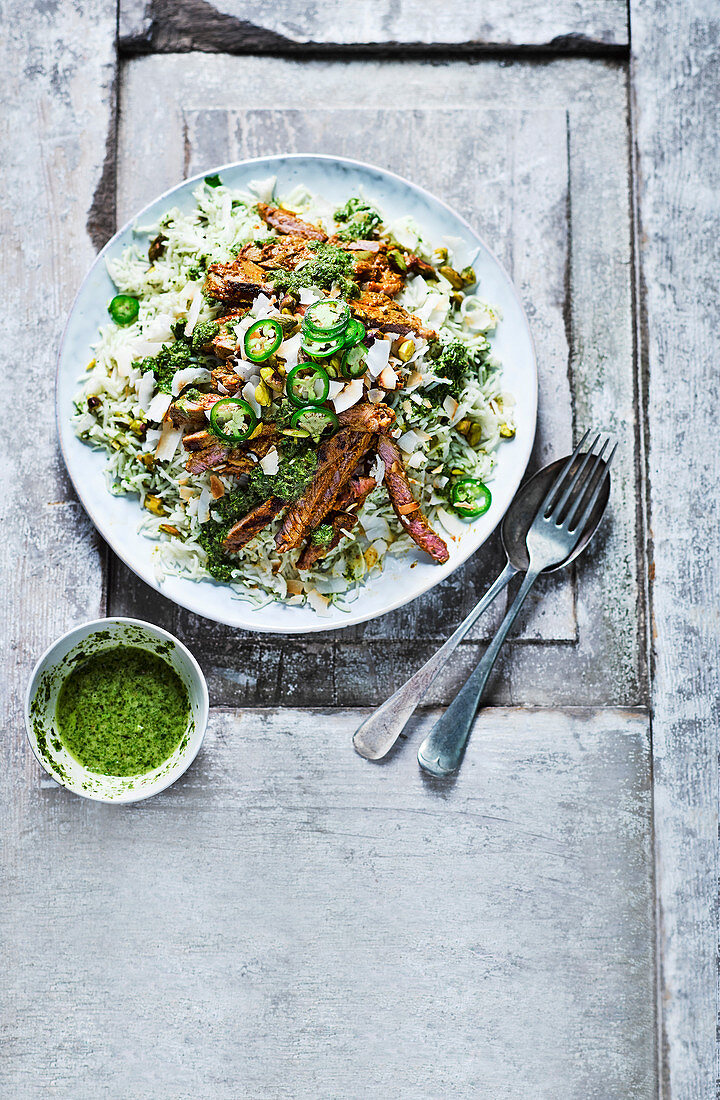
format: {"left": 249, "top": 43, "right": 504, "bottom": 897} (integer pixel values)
{"left": 406, "top": 451, "right": 426, "bottom": 469}
{"left": 299, "top": 287, "right": 322, "bottom": 305}
{"left": 366, "top": 338, "right": 391, "bottom": 379}
{"left": 443, "top": 394, "right": 460, "bottom": 422}
{"left": 242, "top": 381, "right": 262, "bottom": 417}
{"left": 146, "top": 392, "right": 173, "bottom": 423}
{"left": 259, "top": 447, "right": 280, "bottom": 475}
{"left": 436, "top": 506, "right": 470, "bottom": 539}
{"left": 171, "top": 366, "right": 211, "bottom": 397}
{"left": 183, "top": 286, "right": 203, "bottom": 336}
{"left": 398, "top": 429, "right": 424, "bottom": 454}
{"left": 197, "top": 487, "right": 211, "bottom": 524}
{"left": 247, "top": 175, "right": 277, "bottom": 202}
{"left": 370, "top": 454, "right": 386, "bottom": 483}
{"left": 367, "top": 388, "right": 384, "bottom": 404}
{"left": 155, "top": 422, "right": 182, "bottom": 462}
{"left": 327, "top": 380, "right": 345, "bottom": 400}
{"left": 306, "top": 588, "right": 330, "bottom": 616}
{"left": 136, "top": 370, "right": 156, "bottom": 412}
{"left": 279, "top": 332, "right": 302, "bottom": 370}
{"left": 378, "top": 365, "right": 398, "bottom": 390}
{"left": 332, "top": 378, "right": 364, "bottom": 413}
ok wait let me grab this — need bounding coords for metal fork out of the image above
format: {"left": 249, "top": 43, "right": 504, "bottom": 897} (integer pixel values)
{"left": 417, "top": 431, "right": 617, "bottom": 777}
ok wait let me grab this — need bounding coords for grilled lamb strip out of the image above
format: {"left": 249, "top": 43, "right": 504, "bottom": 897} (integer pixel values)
{"left": 350, "top": 243, "right": 405, "bottom": 297}
{"left": 211, "top": 363, "right": 243, "bottom": 395}
{"left": 351, "top": 291, "right": 437, "bottom": 341}
{"left": 206, "top": 309, "right": 248, "bottom": 358}
{"left": 183, "top": 424, "right": 278, "bottom": 474}
{"left": 204, "top": 258, "right": 273, "bottom": 303}
{"left": 275, "top": 429, "right": 375, "bottom": 554}
{"left": 376, "top": 435, "right": 450, "bottom": 564}
{"left": 296, "top": 476, "right": 377, "bottom": 570}
{"left": 238, "top": 235, "right": 317, "bottom": 273}
{"left": 337, "top": 402, "right": 395, "bottom": 433}
{"left": 222, "top": 496, "right": 285, "bottom": 552}
{"left": 165, "top": 391, "right": 223, "bottom": 431}
{"left": 256, "top": 202, "right": 326, "bottom": 240}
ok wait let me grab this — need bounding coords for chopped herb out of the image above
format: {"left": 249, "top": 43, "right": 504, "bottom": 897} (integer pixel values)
{"left": 269, "top": 241, "right": 359, "bottom": 301}
{"left": 334, "top": 197, "right": 382, "bottom": 241}
{"left": 425, "top": 338, "right": 473, "bottom": 405}
{"left": 140, "top": 340, "right": 193, "bottom": 395}
{"left": 191, "top": 320, "right": 219, "bottom": 352}
{"left": 310, "top": 523, "right": 334, "bottom": 546}
{"left": 204, "top": 174, "right": 222, "bottom": 188}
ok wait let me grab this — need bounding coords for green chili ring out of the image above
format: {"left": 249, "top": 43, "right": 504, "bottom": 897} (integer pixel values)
{"left": 341, "top": 344, "right": 368, "bottom": 379}
{"left": 302, "top": 298, "right": 350, "bottom": 339}
{"left": 108, "top": 294, "right": 139, "bottom": 326}
{"left": 244, "top": 318, "right": 283, "bottom": 362}
{"left": 300, "top": 332, "right": 347, "bottom": 360}
{"left": 342, "top": 318, "right": 366, "bottom": 348}
{"left": 209, "top": 397, "right": 258, "bottom": 443}
{"left": 450, "top": 478, "right": 492, "bottom": 519}
{"left": 290, "top": 405, "right": 339, "bottom": 441}
{"left": 286, "top": 363, "right": 331, "bottom": 407}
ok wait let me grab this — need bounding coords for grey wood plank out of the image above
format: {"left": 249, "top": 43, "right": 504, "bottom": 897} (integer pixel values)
{"left": 0, "top": 4, "right": 115, "bottom": 793}
{"left": 631, "top": 2, "right": 720, "bottom": 1095}
{"left": 3, "top": 706, "right": 654, "bottom": 1099}
{"left": 118, "top": 0, "right": 629, "bottom": 51}
{"left": 118, "top": 56, "right": 641, "bottom": 708}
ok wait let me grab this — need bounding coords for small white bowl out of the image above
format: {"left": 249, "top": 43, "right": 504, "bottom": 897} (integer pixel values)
{"left": 25, "top": 618, "right": 209, "bottom": 803}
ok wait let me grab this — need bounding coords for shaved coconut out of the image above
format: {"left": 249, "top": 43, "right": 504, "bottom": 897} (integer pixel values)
{"left": 367, "top": 388, "right": 384, "bottom": 404}
{"left": 113, "top": 346, "right": 133, "bottom": 378}
{"left": 398, "top": 429, "right": 424, "bottom": 453}
{"left": 171, "top": 366, "right": 211, "bottom": 397}
{"left": 155, "top": 423, "right": 182, "bottom": 462}
{"left": 305, "top": 588, "right": 330, "bottom": 615}
{"left": 405, "top": 370, "right": 423, "bottom": 392}
{"left": 247, "top": 175, "right": 277, "bottom": 202}
{"left": 136, "top": 370, "right": 155, "bottom": 411}
{"left": 378, "top": 365, "right": 398, "bottom": 390}
{"left": 250, "top": 292, "right": 274, "bottom": 318}
{"left": 178, "top": 485, "right": 195, "bottom": 501}
{"left": 327, "top": 380, "right": 345, "bottom": 400}
{"left": 279, "top": 332, "right": 302, "bottom": 370}
{"left": 369, "top": 454, "right": 386, "bottom": 483}
{"left": 233, "top": 359, "right": 259, "bottom": 382}
{"left": 259, "top": 447, "right": 280, "bottom": 475}
{"left": 299, "top": 287, "right": 322, "bottom": 305}
{"left": 197, "top": 487, "right": 211, "bottom": 524}
{"left": 443, "top": 394, "right": 460, "bottom": 422}
{"left": 407, "top": 451, "right": 426, "bottom": 469}
{"left": 332, "top": 378, "right": 364, "bottom": 413}
{"left": 366, "top": 338, "right": 391, "bottom": 379}
{"left": 436, "top": 506, "right": 469, "bottom": 539}
{"left": 145, "top": 427, "right": 162, "bottom": 449}
{"left": 183, "top": 286, "right": 203, "bottom": 336}
{"left": 242, "top": 380, "right": 262, "bottom": 417}
{"left": 146, "top": 392, "right": 172, "bottom": 422}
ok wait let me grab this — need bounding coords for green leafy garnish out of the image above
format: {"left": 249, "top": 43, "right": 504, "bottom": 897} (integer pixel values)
{"left": 334, "top": 197, "right": 382, "bottom": 241}
{"left": 191, "top": 320, "right": 219, "bottom": 352}
{"left": 204, "top": 174, "right": 222, "bottom": 188}
{"left": 269, "top": 241, "right": 359, "bottom": 301}
{"left": 310, "top": 523, "right": 334, "bottom": 547}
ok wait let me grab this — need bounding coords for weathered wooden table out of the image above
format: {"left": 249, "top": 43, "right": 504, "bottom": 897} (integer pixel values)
{"left": 2, "top": 3, "right": 717, "bottom": 1097}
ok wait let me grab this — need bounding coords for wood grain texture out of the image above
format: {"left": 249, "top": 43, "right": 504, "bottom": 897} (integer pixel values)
{"left": 117, "top": 57, "right": 641, "bottom": 708}
{"left": 0, "top": 4, "right": 115, "bottom": 796}
{"left": 2, "top": 707, "right": 655, "bottom": 1099}
{"left": 118, "top": 0, "right": 629, "bottom": 51}
{"left": 631, "top": 2, "right": 720, "bottom": 1095}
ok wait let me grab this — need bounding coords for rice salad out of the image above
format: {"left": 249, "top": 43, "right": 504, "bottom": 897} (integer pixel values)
{"left": 72, "top": 176, "right": 516, "bottom": 614}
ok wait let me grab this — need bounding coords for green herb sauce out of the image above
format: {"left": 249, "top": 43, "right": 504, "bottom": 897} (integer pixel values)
{"left": 269, "top": 241, "right": 359, "bottom": 300}
{"left": 55, "top": 647, "right": 190, "bottom": 777}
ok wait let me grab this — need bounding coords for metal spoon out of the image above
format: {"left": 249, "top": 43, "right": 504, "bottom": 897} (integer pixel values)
{"left": 352, "top": 445, "right": 612, "bottom": 761}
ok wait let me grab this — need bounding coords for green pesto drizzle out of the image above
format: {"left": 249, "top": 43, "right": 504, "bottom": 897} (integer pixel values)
{"left": 55, "top": 646, "right": 190, "bottom": 777}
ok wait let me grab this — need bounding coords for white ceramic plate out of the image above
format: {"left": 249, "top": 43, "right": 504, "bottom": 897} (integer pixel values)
{"left": 57, "top": 155, "right": 537, "bottom": 633}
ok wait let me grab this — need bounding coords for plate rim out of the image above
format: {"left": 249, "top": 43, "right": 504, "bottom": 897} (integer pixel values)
{"left": 56, "top": 152, "right": 538, "bottom": 634}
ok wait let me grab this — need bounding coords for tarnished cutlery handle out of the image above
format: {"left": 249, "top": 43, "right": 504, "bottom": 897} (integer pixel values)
{"left": 417, "top": 565, "right": 542, "bottom": 777}
{"left": 352, "top": 561, "right": 517, "bottom": 761}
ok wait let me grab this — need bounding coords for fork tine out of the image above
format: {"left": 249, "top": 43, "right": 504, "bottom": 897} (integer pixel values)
{"left": 566, "top": 440, "right": 617, "bottom": 533}
{"left": 539, "top": 429, "right": 592, "bottom": 516}
{"left": 550, "top": 433, "right": 604, "bottom": 522}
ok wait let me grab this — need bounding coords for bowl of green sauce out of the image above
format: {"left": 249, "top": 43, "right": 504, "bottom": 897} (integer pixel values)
{"left": 25, "top": 618, "right": 208, "bottom": 802}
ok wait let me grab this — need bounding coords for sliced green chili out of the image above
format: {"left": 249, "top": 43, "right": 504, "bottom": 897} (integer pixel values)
{"left": 108, "top": 294, "right": 139, "bottom": 326}
{"left": 300, "top": 332, "right": 346, "bottom": 360}
{"left": 290, "top": 405, "right": 339, "bottom": 441}
{"left": 244, "top": 318, "right": 283, "bottom": 362}
{"left": 342, "top": 318, "right": 366, "bottom": 347}
{"left": 450, "top": 478, "right": 492, "bottom": 519}
{"left": 341, "top": 344, "right": 368, "bottom": 379}
{"left": 286, "top": 363, "right": 330, "bottom": 407}
{"left": 209, "top": 397, "right": 258, "bottom": 442}
{"left": 303, "top": 298, "right": 350, "bottom": 338}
